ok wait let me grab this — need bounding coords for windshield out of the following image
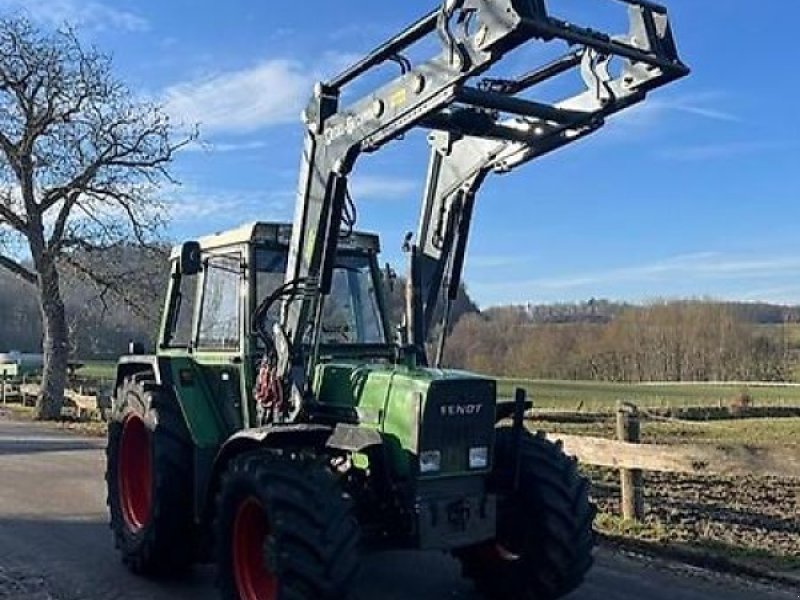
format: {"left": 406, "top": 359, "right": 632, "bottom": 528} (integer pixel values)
{"left": 255, "top": 248, "right": 387, "bottom": 345}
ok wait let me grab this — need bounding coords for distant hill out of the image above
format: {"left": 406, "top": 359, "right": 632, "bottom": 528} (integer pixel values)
{"left": 494, "top": 299, "right": 800, "bottom": 326}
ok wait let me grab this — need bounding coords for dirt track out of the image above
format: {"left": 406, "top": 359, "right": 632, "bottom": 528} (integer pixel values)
{"left": 0, "top": 417, "right": 795, "bottom": 600}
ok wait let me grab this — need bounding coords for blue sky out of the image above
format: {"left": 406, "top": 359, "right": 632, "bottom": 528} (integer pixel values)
{"left": 6, "top": 0, "right": 800, "bottom": 308}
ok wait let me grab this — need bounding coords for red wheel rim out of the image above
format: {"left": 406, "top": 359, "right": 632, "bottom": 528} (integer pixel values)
{"left": 118, "top": 414, "right": 152, "bottom": 532}
{"left": 476, "top": 540, "right": 521, "bottom": 562}
{"left": 233, "top": 498, "right": 277, "bottom": 600}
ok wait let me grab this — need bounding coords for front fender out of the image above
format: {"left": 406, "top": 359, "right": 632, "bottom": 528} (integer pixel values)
{"left": 200, "top": 424, "right": 333, "bottom": 525}
{"left": 199, "top": 423, "right": 385, "bottom": 526}
{"left": 115, "top": 355, "right": 162, "bottom": 391}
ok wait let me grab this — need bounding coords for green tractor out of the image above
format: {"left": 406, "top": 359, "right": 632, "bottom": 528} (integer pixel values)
{"left": 106, "top": 2, "right": 687, "bottom": 599}
{"left": 107, "top": 222, "right": 594, "bottom": 598}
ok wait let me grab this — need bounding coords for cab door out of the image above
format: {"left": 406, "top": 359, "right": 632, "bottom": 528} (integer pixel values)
{"left": 194, "top": 251, "right": 246, "bottom": 433}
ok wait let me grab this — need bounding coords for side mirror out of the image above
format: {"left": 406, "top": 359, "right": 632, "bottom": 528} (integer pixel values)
{"left": 180, "top": 241, "right": 202, "bottom": 276}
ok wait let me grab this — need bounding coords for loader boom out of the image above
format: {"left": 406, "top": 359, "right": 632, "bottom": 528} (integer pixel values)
{"left": 278, "top": 0, "right": 689, "bottom": 415}
{"left": 416, "top": 20, "right": 688, "bottom": 362}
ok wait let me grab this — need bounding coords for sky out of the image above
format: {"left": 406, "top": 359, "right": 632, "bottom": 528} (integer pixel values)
{"left": 3, "top": 0, "right": 799, "bottom": 308}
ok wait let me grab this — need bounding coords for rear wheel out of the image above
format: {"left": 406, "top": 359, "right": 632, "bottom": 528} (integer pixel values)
{"left": 106, "top": 374, "right": 195, "bottom": 575}
{"left": 215, "top": 451, "right": 360, "bottom": 600}
{"left": 457, "top": 428, "right": 595, "bottom": 600}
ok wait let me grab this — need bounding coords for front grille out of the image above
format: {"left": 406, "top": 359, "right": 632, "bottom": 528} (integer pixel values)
{"left": 418, "top": 378, "right": 496, "bottom": 474}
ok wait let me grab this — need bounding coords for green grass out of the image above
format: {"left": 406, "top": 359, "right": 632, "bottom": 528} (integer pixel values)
{"left": 73, "top": 360, "right": 117, "bottom": 381}
{"left": 497, "top": 378, "right": 800, "bottom": 411}
{"left": 528, "top": 417, "right": 800, "bottom": 446}
{"left": 643, "top": 417, "right": 800, "bottom": 445}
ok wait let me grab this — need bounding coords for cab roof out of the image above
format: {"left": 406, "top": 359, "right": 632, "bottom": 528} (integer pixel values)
{"left": 170, "top": 222, "right": 381, "bottom": 259}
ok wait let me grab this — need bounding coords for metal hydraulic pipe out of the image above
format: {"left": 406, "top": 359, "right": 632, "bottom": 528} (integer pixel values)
{"left": 524, "top": 17, "right": 689, "bottom": 76}
{"left": 455, "top": 87, "right": 588, "bottom": 124}
{"left": 507, "top": 50, "right": 584, "bottom": 94}
{"left": 419, "top": 113, "right": 539, "bottom": 144}
{"left": 614, "top": 0, "right": 668, "bottom": 15}
{"left": 327, "top": 10, "right": 438, "bottom": 89}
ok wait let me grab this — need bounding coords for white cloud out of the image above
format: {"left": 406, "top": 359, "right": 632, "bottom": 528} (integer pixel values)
{"left": 0, "top": 0, "right": 148, "bottom": 31}
{"left": 161, "top": 50, "right": 369, "bottom": 138}
{"left": 610, "top": 90, "right": 740, "bottom": 132}
{"left": 349, "top": 176, "right": 417, "bottom": 201}
{"left": 163, "top": 60, "right": 311, "bottom": 134}
{"left": 165, "top": 184, "right": 293, "bottom": 225}
{"left": 180, "top": 140, "right": 270, "bottom": 154}
{"left": 541, "top": 253, "right": 800, "bottom": 290}
{"left": 475, "top": 252, "right": 800, "bottom": 299}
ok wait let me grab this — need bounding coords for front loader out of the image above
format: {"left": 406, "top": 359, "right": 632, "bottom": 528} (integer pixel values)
{"left": 106, "top": 2, "right": 688, "bottom": 599}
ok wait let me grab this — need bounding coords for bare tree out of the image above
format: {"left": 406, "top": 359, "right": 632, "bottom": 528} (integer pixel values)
{"left": 0, "top": 18, "right": 189, "bottom": 419}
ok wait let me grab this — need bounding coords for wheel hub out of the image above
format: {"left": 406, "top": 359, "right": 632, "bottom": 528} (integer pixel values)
{"left": 233, "top": 498, "right": 277, "bottom": 600}
{"left": 118, "top": 414, "right": 152, "bottom": 532}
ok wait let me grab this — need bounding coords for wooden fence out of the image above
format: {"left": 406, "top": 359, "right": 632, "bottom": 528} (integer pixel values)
{"left": 547, "top": 402, "right": 800, "bottom": 520}
{"left": 0, "top": 379, "right": 103, "bottom": 420}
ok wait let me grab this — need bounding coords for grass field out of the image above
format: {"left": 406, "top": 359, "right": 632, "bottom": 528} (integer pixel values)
{"left": 74, "top": 360, "right": 117, "bottom": 380}
{"left": 76, "top": 360, "right": 800, "bottom": 410}
{"left": 497, "top": 378, "right": 800, "bottom": 410}
{"left": 527, "top": 416, "right": 800, "bottom": 446}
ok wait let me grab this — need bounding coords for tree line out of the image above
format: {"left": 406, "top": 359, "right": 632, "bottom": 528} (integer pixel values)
{"left": 1, "top": 259, "right": 794, "bottom": 385}
{"left": 0, "top": 247, "right": 164, "bottom": 359}
{"left": 443, "top": 300, "right": 790, "bottom": 382}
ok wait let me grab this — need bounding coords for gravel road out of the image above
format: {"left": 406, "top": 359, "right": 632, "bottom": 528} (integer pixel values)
{"left": 0, "top": 417, "right": 795, "bottom": 600}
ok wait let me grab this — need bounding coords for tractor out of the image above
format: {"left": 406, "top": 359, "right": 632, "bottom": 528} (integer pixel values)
{"left": 106, "top": 2, "right": 688, "bottom": 599}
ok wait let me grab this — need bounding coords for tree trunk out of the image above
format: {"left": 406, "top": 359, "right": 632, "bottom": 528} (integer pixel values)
{"left": 35, "top": 257, "right": 69, "bottom": 421}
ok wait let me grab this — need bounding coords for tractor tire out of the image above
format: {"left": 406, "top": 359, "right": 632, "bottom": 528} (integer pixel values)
{"left": 215, "top": 451, "right": 360, "bottom": 600}
{"left": 106, "top": 373, "right": 195, "bottom": 575}
{"left": 457, "top": 427, "right": 595, "bottom": 600}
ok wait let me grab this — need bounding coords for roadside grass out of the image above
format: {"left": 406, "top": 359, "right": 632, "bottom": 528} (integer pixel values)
{"left": 0, "top": 403, "right": 35, "bottom": 421}
{"left": 53, "top": 420, "right": 107, "bottom": 438}
{"left": 596, "top": 513, "right": 800, "bottom": 578}
{"left": 498, "top": 378, "right": 800, "bottom": 411}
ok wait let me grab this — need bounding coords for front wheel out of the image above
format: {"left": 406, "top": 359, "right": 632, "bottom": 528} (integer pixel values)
{"left": 457, "top": 428, "right": 595, "bottom": 600}
{"left": 215, "top": 451, "right": 360, "bottom": 600}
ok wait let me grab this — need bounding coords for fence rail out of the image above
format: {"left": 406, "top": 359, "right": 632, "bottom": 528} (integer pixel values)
{"left": 547, "top": 402, "right": 800, "bottom": 521}
{"left": 1, "top": 380, "right": 104, "bottom": 419}
{"left": 549, "top": 432, "right": 800, "bottom": 479}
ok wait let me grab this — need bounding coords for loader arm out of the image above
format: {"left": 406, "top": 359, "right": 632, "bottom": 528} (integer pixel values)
{"left": 278, "top": 0, "right": 689, "bottom": 415}
{"left": 415, "top": 11, "right": 688, "bottom": 363}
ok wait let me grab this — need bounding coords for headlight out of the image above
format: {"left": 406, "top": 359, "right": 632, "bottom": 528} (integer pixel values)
{"left": 469, "top": 446, "right": 489, "bottom": 469}
{"left": 419, "top": 450, "right": 442, "bottom": 474}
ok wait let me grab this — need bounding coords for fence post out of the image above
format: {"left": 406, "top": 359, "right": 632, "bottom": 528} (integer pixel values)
{"left": 616, "top": 401, "right": 644, "bottom": 521}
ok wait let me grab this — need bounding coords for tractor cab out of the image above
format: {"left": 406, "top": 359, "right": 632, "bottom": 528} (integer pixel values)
{"left": 157, "top": 222, "right": 390, "bottom": 433}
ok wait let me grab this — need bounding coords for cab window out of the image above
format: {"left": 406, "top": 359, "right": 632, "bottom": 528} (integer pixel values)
{"left": 170, "top": 272, "right": 198, "bottom": 347}
{"left": 198, "top": 254, "right": 241, "bottom": 350}
{"left": 254, "top": 249, "right": 386, "bottom": 345}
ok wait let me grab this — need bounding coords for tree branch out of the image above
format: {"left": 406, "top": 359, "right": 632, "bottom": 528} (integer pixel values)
{"left": 59, "top": 253, "right": 151, "bottom": 318}
{"left": 0, "top": 252, "right": 36, "bottom": 284}
{"left": 0, "top": 202, "right": 27, "bottom": 232}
